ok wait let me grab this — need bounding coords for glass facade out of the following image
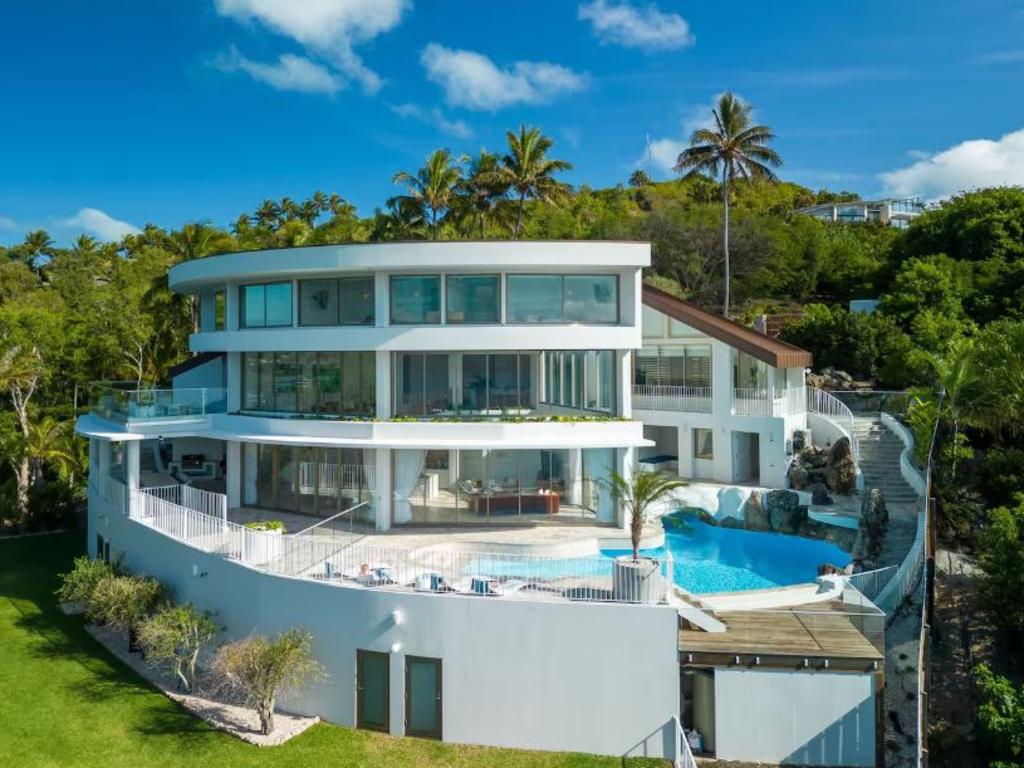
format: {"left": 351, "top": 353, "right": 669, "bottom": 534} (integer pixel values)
{"left": 244, "top": 443, "right": 375, "bottom": 519}
{"left": 446, "top": 274, "right": 499, "bottom": 324}
{"left": 541, "top": 350, "right": 615, "bottom": 413}
{"left": 393, "top": 447, "right": 616, "bottom": 525}
{"left": 506, "top": 274, "right": 618, "bottom": 324}
{"left": 214, "top": 289, "right": 225, "bottom": 331}
{"left": 393, "top": 352, "right": 536, "bottom": 416}
{"left": 299, "top": 276, "right": 375, "bottom": 326}
{"left": 241, "top": 351, "right": 375, "bottom": 416}
{"left": 390, "top": 275, "right": 441, "bottom": 324}
{"left": 636, "top": 345, "right": 712, "bottom": 388}
{"left": 241, "top": 282, "right": 293, "bottom": 328}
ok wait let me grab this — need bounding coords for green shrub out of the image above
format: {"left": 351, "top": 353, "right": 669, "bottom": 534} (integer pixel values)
{"left": 138, "top": 603, "right": 219, "bottom": 693}
{"left": 976, "top": 494, "right": 1024, "bottom": 635}
{"left": 88, "top": 574, "right": 164, "bottom": 631}
{"left": 55, "top": 556, "right": 115, "bottom": 606}
{"left": 25, "top": 481, "right": 84, "bottom": 533}
{"left": 975, "top": 663, "right": 1024, "bottom": 763}
{"left": 244, "top": 520, "right": 285, "bottom": 532}
{"left": 978, "top": 447, "right": 1024, "bottom": 510}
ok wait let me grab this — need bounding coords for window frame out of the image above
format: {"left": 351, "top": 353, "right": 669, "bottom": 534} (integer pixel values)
{"left": 240, "top": 281, "right": 294, "bottom": 329}
{"left": 298, "top": 278, "right": 340, "bottom": 327}
{"left": 389, "top": 274, "right": 442, "bottom": 325}
{"left": 445, "top": 273, "right": 500, "bottom": 325}
{"left": 506, "top": 273, "right": 620, "bottom": 325}
{"left": 694, "top": 428, "right": 714, "bottom": 460}
{"left": 213, "top": 289, "right": 226, "bottom": 331}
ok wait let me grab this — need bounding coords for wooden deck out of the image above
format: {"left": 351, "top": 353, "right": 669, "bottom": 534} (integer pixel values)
{"left": 680, "top": 603, "right": 884, "bottom": 662}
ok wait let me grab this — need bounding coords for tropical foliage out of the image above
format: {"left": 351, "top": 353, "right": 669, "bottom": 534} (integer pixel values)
{"left": 607, "top": 470, "right": 687, "bottom": 560}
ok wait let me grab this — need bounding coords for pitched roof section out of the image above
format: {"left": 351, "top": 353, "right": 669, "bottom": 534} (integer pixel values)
{"left": 167, "top": 352, "right": 223, "bottom": 382}
{"left": 642, "top": 285, "right": 813, "bottom": 369}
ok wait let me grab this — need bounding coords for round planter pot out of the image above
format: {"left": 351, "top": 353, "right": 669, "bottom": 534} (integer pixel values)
{"left": 611, "top": 555, "right": 661, "bottom": 603}
{"left": 246, "top": 528, "right": 284, "bottom": 566}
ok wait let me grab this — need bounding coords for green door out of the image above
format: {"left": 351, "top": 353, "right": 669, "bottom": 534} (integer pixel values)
{"left": 405, "top": 656, "right": 442, "bottom": 740}
{"left": 356, "top": 650, "right": 389, "bottom": 732}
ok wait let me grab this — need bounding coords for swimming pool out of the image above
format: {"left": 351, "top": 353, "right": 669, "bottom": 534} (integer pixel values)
{"left": 469, "top": 513, "right": 852, "bottom": 595}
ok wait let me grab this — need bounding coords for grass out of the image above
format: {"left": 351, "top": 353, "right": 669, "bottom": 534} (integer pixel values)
{"left": 0, "top": 532, "right": 665, "bottom": 768}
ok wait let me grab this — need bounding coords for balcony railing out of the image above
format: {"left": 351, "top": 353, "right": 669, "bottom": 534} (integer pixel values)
{"left": 731, "top": 386, "right": 807, "bottom": 417}
{"left": 632, "top": 385, "right": 712, "bottom": 413}
{"left": 91, "top": 386, "right": 227, "bottom": 423}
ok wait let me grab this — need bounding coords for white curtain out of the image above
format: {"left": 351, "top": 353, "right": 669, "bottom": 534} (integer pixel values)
{"left": 393, "top": 449, "right": 427, "bottom": 524}
{"left": 565, "top": 449, "right": 582, "bottom": 505}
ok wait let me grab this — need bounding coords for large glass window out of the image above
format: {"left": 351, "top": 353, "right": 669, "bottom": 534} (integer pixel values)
{"left": 340, "top": 276, "right": 375, "bottom": 325}
{"left": 564, "top": 275, "right": 618, "bottom": 323}
{"left": 541, "top": 350, "right": 614, "bottom": 413}
{"left": 394, "top": 353, "right": 451, "bottom": 416}
{"left": 446, "top": 274, "right": 499, "bottom": 323}
{"left": 391, "top": 275, "right": 441, "bottom": 324}
{"left": 241, "top": 351, "right": 375, "bottom": 416}
{"left": 299, "top": 279, "right": 339, "bottom": 326}
{"left": 214, "top": 289, "right": 226, "bottom": 331}
{"left": 507, "top": 275, "right": 562, "bottom": 323}
{"left": 241, "top": 282, "right": 293, "bottom": 328}
{"left": 247, "top": 443, "right": 374, "bottom": 518}
{"left": 642, "top": 305, "right": 665, "bottom": 337}
{"left": 634, "top": 345, "right": 711, "bottom": 389}
{"left": 507, "top": 274, "right": 618, "bottom": 324}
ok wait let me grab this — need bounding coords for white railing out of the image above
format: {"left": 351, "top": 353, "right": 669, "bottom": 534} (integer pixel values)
{"left": 675, "top": 715, "right": 698, "bottom": 768}
{"left": 130, "top": 486, "right": 671, "bottom": 605}
{"left": 875, "top": 506, "right": 927, "bottom": 618}
{"left": 806, "top": 386, "right": 860, "bottom": 460}
{"left": 731, "top": 386, "right": 806, "bottom": 417}
{"left": 298, "top": 462, "right": 376, "bottom": 495}
{"left": 632, "top": 385, "right": 712, "bottom": 413}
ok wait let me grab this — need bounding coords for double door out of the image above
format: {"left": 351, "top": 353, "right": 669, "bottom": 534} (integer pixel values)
{"left": 356, "top": 651, "right": 441, "bottom": 740}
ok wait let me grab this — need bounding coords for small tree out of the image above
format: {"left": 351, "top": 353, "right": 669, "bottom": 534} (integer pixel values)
{"left": 88, "top": 574, "right": 163, "bottom": 632}
{"left": 138, "top": 603, "right": 218, "bottom": 693}
{"left": 56, "top": 556, "right": 116, "bottom": 606}
{"left": 607, "top": 470, "right": 687, "bottom": 560}
{"left": 213, "top": 628, "right": 324, "bottom": 735}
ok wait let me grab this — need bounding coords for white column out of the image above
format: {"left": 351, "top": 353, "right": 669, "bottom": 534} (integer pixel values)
{"left": 616, "top": 350, "right": 632, "bottom": 418}
{"left": 125, "top": 440, "right": 140, "bottom": 518}
{"left": 375, "top": 272, "right": 389, "bottom": 328}
{"left": 242, "top": 443, "right": 258, "bottom": 506}
{"left": 615, "top": 446, "right": 635, "bottom": 530}
{"left": 225, "top": 282, "right": 239, "bottom": 331}
{"left": 226, "top": 440, "right": 241, "bottom": 508}
{"left": 374, "top": 448, "right": 393, "bottom": 531}
{"left": 226, "top": 352, "right": 242, "bottom": 412}
{"left": 375, "top": 351, "right": 392, "bottom": 419}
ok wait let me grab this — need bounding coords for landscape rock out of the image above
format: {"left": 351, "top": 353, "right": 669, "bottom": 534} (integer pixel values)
{"left": 807, "top": 367, "right": 874, "bottom": 392}
{"left": 787, "top": 464, "right": 810, "bottom": 490}
{"left": 741, "top": 493, "right": 773, "bottom": 532}
{"left": 826, "top": 437, "right": 857, "bottom": 495}
{"left": 810, "top": 483, "right": 834, "bottom": 505}
{"left": 764, "top": 490, "right": 807, "bottom": 534}
{"left": 858, "top": 488, "right": 889, "bottom": 562}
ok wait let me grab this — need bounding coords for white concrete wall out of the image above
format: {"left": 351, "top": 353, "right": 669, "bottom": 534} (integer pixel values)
{"left": 90, "top": 504, "right": 680, "bottom": 759}
{"left": 713, "top": 668, "right": 876, "bottom": 767}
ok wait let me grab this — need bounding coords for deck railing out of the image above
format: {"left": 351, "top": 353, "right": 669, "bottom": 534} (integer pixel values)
{"left": 731, "top": 386, "right": 807, "bottom": 417}
{"left": 91, "top": 385, "right": 227, "bottom": 422}
{"left": 131, "top": 485, "right": 672, "bottom": 605}
{"left": 806, "top": 386, "right": 860, "bottom": 460}
{"left": 632, "top": 385, "right": 713, "bottom": 413}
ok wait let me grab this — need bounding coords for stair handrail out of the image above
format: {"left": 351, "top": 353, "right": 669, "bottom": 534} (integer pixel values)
{"left": 806, "top": 386, "right": 859, "bottom": 460}
{"left": 674, "top": 715, "right": 698, "bottom": 768}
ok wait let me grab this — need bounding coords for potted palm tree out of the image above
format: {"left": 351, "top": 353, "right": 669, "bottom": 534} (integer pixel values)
{"left": 607, "top": 470, "right": 687, "bottom": 603}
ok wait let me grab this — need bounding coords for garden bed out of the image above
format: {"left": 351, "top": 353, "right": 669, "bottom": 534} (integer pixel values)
{"left": 84, "top": 623, "right": 319, "bottom": 746}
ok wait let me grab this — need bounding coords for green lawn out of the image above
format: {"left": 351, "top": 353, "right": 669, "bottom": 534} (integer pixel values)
{"left": 0, "top": 533, "right": 664, "bottom": 768}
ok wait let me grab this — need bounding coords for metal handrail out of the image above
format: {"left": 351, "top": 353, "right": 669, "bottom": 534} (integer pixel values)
{"left": 291, "top": 501, "right": 371, "bottom": 537}
{"left": 675, "top": 716, "right": 698, "bottom": 768}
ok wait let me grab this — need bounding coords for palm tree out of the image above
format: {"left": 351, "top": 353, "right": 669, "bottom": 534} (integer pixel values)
{"left": 298, "top": 199, "right": 321, "bottom": 227}
{"left": 279, "top": 197, "right": 300, "bottom": 222}
{"left": 607, "top": 470, "right": 687, "bottom": 560}
{"left": 391, "top": 149, "right": 464, "bottom": 240}
{"left": 628, "top": 169, "right": 652, "bottom": 188}
{"left": 21, "top": 229, "right": 55, "bottom": 273}
{"left": 455, "top": 150, "right": 508, "bottom": 239}
{"left": 253, "top": 200, "right": 281, "bottom": 229}
{"left": 498, "top": 126, "right": 572, "bottom": 239}
{"left": 674, "top": 93, "right": 782, "bottom": 317}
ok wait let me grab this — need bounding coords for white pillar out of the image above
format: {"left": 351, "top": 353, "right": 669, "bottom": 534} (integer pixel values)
{"left": 615, "top": 446, "right": 635, "bottom": 530}
{"left": 125, "top": 440, "right": 140, "bottom": 518}
{"left": 226, "top": 440, "right": 241, "bottom": 508}
{"left": 242, "top": 443, "right": 258, "bottom": 506}
{"left": 226, "top": 352, "right": 242, "bottom": 412}
{"left": 616, "top": 349, "right": 632, "bottom": 418}
{"left": 375, "top": 448, "right": 393, "bottom": 531}
{"left": 375, "top": 351, "right": 392, "bottom": 419}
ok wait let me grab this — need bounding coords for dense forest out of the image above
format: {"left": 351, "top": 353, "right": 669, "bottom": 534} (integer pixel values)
{"left": 2, "top": 125, "right": 1024, "bottom": 766}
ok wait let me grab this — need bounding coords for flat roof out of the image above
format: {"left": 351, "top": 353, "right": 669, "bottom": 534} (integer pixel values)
{"left": 642, "top": 285, "right": 813, "bottom": 368}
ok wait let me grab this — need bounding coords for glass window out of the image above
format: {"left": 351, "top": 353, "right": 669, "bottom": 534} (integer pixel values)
{"left": 299, "top": 279, "right": 338, "bottom": 326}
{"left": 685, "top": 346, "right": 712, "bottom": 388}
{"left": 390, "top": 275, "right": 440, "bottom": 324}
{"left": 642, "top": 305, "right": 664, "bottom": 337}
{"left": 564, "top": 275, "right": 617, "bottom": 323}
{"left": 340, "top": 276, "right": 375, "bottom": 325}
{"left": 317, "top": 352, "right": 341, "bottom": 413}
{"left": 446, "top": 275, "right": 499, "bottom": 324}
{"left": 694, "top": 429, "right": 713, "bottom": 460}
{"left": 241, "top": 282, "right": 292, "bottom": 328}
{"left": 242, "top": 284, "right": 265, "bottom": 328}
{"left": 461, "top": 354, "right": 488, "bottom": 410}
{"left": 507, "top": 275, "right": 562, "bottom": 323}
{"left": 214, "top": 289, "right": 226, "bottom": 331}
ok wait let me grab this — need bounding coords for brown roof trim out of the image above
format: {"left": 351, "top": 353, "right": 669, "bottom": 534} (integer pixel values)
{"left": 167, "top": 352, "right": 224, "bottom": 382}
{"left": 642, "top": 285, "right": 813, "bottom": 369}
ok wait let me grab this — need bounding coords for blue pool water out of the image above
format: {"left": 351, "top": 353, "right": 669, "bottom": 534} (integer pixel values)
{"left": 471, "top": 514, "right": 852, "bottom": 594}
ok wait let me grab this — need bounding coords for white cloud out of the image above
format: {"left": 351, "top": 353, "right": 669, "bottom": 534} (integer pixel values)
{"left": 390, "top": 103, "right": 472, "bottom": 138}
{"left": 880, "top": 128, "right": 1024, "bottom": 200}
{"left": 215, "top": 48, "right": 344, "bottom": 94}
{"left": 59, "top": 208, "right": 141, "bottom": 242}
{"left": 213, "top": 0, "right": 409, "bottom": 93}
{"left": 578, "top": 0, "right": 694, "bottom": 51}
{"left": 640, "top": 93, "right": 741, "bottom": 175}
{"left": 420, "top": 43, "right": 588, "bottom": 111}
{"left": 0, "top": 215, "right": 18, "bottom": 232}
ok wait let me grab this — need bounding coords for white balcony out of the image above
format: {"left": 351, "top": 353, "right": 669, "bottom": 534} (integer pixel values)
{"left": 731, "top": 387, "right": 807, "bottom": 418}
{"left": 632, "top": 385, "right": 712, "bottom": 413}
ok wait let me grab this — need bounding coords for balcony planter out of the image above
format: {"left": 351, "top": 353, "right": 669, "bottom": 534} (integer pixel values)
{"left": 611, "top": 556, "right": 661, "bottom": 603}
{"left": 242, "top": 521, "right": 286, "bottom": 566}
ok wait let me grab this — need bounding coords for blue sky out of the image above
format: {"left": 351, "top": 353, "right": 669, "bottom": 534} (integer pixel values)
{"left": 2, "top": 0, "right": 1023, "bottom": 244}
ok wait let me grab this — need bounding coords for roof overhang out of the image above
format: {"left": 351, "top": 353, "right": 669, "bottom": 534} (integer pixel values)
{"left": 642, "top": 285, "right": 813, "bottom": 369}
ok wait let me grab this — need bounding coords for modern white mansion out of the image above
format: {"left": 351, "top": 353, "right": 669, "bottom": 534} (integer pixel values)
{"left": 78, "top": 242, "right": 899, "bottom": 766}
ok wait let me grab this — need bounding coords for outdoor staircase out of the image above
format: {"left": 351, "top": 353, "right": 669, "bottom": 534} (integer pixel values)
{"left": 852, "top": 416, "right": 921, "bottom": 505}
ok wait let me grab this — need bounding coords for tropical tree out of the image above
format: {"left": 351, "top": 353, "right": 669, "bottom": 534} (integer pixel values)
{"left": 20, "top": 229, "right": 55, "bottom": 273}
{"left": 252, "top": 199, "right": 282, "bottom": 229}
{"left": 607, "top": 470, "right": 687, "bottom": 560}
{"left": 674, "top": 92, "right": 782, "bottom": 316}
{"left": 454, "top": 150, "right": 508, "bottom": 238}
{"left": 391, "top": 149, "right": 464, "bottom": 239}
{"left": 138, "top": 602, "right": 219, "bottom": 693}
{"left": 498, "top": 126, "right": 572, "bottom": 238}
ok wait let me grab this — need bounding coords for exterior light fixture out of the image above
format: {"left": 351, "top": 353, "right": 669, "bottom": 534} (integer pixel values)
{"left": 390, "top": 642, "right": 402, "bottom": 653}
{"left": 391, "top": 609, "right": 404, "bottom": 626}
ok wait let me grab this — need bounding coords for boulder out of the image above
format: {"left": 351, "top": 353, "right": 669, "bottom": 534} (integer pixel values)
{"left": 765, "top": 490, "right": 807, "bottom": 534}
{"left": 807, "top": 468, "right": 829, "bottom": 485}
{"left": 742, "top": 493, "right": 773, "bottom": 532}
{"left": 826, "top": 437, "right": 857, "bottom": 495}
{"left": 810, "top": 483, "right": 833, "bottom": 506}
{"left": 792, "top": 430, "right": 807, "bottom": 452}
{"left": 859, "top": 488, "right": 888, "bottom": 561}
{"left": 788, "top": 464, "right": 810, "bottom": 490}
